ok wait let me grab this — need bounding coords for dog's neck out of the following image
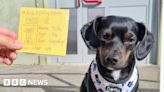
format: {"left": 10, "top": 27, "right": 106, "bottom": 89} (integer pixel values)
{"left": 111, "top": 70, "right": 121, "bottom": 81}
{"left": 96, "top": 55, "right": 135, "bottom": 83}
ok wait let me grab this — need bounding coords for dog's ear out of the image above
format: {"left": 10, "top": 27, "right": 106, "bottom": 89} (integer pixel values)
{"left": 136, "top": 23, "right": 154, "bottom": 60}
{"left": 81, "top": 17, "right": 102, "bottom": 50}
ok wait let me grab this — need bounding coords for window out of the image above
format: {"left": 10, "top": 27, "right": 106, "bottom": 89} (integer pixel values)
{"left": 66, "top": 9, "right": 78, "bottom": 54}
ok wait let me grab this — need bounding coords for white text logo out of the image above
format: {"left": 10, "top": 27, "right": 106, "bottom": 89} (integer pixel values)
{"left": 3, "top": 79, "right": 48, "bottom": 86}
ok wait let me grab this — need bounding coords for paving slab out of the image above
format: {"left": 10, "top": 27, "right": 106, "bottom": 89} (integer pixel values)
{"left": 0, "top": 64, "right": 160, "bottom": 92}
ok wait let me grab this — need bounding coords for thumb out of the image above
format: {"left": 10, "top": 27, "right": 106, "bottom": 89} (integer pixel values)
{"left": 0, "top": 34, "right": 22, "bottom": 50}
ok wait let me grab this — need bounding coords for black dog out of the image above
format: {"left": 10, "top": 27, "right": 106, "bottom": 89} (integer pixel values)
{"left": 80, "top": 16, "right": 154, "bottom": 92}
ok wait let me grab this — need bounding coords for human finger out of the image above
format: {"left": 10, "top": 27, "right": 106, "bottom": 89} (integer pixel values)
{"left": 9, "top": 51, "right": 17, "bottom": 60}
{"left": 3, "top": 58, "right": 12, "bottom": 65}
{"left": 0, "top": 34, "right": 22, "bottom": 50}
{"left": 0, "top": 56, "right": 3, "bottom": 63}
{"left": 0, "top": 28, "right": 17, "bottom": 39}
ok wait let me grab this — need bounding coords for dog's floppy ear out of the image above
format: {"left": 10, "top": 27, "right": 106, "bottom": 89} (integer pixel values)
{"left": 136, "top": 23, "right": 154, "bottom": 60}
{"left": 81, "top": 17, "right": 102, "bottom": 50}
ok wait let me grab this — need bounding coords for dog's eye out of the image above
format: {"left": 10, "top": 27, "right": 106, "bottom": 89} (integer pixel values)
{"left": 124, "top": 32, "right": 136, "bottom": 42}
{"left": 128, "top": 38, "right": 134, "bottom": 42}
{"left": 124, "top": 37, "right": 135, "bottom": 42}
{"left": 102, "top": 32, "right": 112, "bottom": 40}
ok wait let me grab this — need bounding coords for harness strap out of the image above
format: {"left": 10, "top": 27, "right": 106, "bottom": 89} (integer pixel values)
{"left": 90, "top": 59, "right": 138, "bottom": 92}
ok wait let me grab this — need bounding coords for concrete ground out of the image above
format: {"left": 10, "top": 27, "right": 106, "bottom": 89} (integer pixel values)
{"left": 0, "top": 63, "right": 160, "bottom": 92}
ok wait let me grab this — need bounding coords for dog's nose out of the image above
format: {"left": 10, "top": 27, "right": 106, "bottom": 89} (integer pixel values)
{"left": 106, "top": 56, "right": 119, "bottom": 65}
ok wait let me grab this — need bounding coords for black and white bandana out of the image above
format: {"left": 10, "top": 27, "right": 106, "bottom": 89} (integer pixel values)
{"left": 90, "top": 59, "right": 138, "bottom": 92}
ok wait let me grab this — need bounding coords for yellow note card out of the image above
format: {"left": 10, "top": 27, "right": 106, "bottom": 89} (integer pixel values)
{"left": 18, "top": 8, "right": 69, "bottom": 56}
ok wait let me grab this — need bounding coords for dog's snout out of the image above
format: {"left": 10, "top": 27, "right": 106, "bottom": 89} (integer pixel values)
{"left": 113, "top": 49, "right": 120, "bottom": 55}
{"left": 106, "top": 56, "right": 119, "bottom": 65}
{"left": 105, "top": 48, "right": 121, "bottom": 65}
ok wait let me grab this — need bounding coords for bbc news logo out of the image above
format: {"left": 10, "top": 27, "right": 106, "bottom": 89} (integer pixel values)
{"left": 3, "top": 79, "right": 48, "bottom": 86}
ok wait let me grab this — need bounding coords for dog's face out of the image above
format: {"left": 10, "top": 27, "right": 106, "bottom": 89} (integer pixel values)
{"left": 81, "top": 16, "right": 154, "bottom": 70}
{"left": 97, "top": 17, "right": 138, "bottom": 69}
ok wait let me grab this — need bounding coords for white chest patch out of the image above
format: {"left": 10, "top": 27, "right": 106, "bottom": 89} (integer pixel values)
{"left": 111, "top": 70, "right": 121, "bottom": 81}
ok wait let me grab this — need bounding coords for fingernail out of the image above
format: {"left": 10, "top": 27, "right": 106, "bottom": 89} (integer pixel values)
{"left": 4, "top": 58, "right": 11, "bottom": 65}
{"left": 13, "top": 40, "right": 22, "bottom": 48}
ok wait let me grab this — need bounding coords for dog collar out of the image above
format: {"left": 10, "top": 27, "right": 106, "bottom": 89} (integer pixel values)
{"left": 90, "top": 59, "right": 138, "bottom": 92}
